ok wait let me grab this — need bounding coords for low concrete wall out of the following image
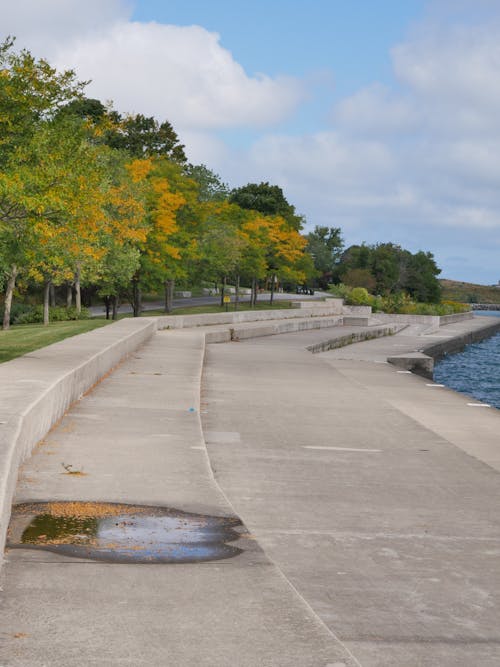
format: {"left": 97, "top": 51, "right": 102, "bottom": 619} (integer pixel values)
{"left": 439, "top": 312, "right": 473, "bottom": 325}
{"left": 231, "top": 316, "right": 343, "bottom": 341}
{"left": 294, "top": 298, "right": 343, "bottom": 312}
{"left": 374, "top": 311, "right": 472, "bottom": 332}
{"left": 306, "top": 325, "right": 403, "bottom": 354}
{"left": 423, "top": 319, "right": 500, "bottom": 361}
{"left": 0, "top": 318, "right": 156, "bottom": 556}
{"left": 156, "top": 304, "right": 344, "bottom": 329}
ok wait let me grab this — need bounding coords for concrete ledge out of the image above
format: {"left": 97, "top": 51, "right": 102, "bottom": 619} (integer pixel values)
{"left": 0, "top": 318, "right": 156, "bottom": 556}
{"left": 306, "top": 325, "right": 404, "bottom": 353}
{"left": 439, "top": 311, "right": 473, "bottom": 325}
{"left": 423, "top": 319, "right": 500, "bottom": 361}
{"left": 231, "top": 316, "right": 344, "bottom": 341}
{"left": 343, "top": 316, "right": 370, "bottom": 326}
{"left": 156, "top": 304, "right": 343, "bottom": 329}
{"left": 387, "top": 351, "right": 434, "bottom": 378}
{"left": 293, "top": 298, "right": 343, "bottom": 312}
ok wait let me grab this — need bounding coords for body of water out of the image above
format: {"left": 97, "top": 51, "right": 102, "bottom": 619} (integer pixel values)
{"left": 434, "top": 311, "right": 500, "bottom": 409}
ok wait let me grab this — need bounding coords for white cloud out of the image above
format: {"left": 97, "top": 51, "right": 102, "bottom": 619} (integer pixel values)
{"left": 3, "top": 1, "right": 304, "bottom": 132}
{"left": 333, "top": 84, "right": 420, "bottom": 136}
{"left": 1, "top": 0, "right": 131, "bottom": 53}
{"left": 52, "top": 21, "right": 304, "bottom": 131}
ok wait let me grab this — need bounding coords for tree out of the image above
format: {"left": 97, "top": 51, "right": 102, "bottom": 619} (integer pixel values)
{"left": 342, "top": 268, "right": 377, "bottom": 291}
{"left": 230, "top": 182, "right": 304, "bottom": 231}
{"left": 403, "top": 251, "right": 441, "bottom": 303}
{"left": 305, "top": 226, "right": 343, "bottom": 288}
{"left": 107, "top": 113, "right": 187, "bottom": 162}
{"left": 184, "top": 164, "right": 229, "bottom": 202}
{"left": 0, "top": 40, "right": 87, "bottom": 327}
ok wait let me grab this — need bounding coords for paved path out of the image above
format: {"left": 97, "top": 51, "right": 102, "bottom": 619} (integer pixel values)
{"left": 0, "top": 329, "right": 356, "bottom": 667}
{"left": 1, "top": 317, "right": 499, "bottom": 666}
{"left": 202, "top": 319, "right": 500, "bottom": 667}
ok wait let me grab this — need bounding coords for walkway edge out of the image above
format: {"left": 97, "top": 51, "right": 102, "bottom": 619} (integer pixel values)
{"left": 0, "top": 318, "right": 156, "bottom": 559}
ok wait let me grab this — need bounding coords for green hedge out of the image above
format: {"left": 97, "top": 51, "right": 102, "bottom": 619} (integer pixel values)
{"left": 13, "top": 305, "right": 91, "bottom": 325}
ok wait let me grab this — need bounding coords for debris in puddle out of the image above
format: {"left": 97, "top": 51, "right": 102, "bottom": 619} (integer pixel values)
{"left": 7, "top": 501, "right": 243, "bottom": 564}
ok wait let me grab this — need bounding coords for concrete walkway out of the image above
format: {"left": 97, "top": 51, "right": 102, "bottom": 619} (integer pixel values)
{"left": 202, "top": 318, "right": 500, "bottom": 667}
{"left": 1, "top": 316, "right": 500, "bottom": 666}
{"left": 0, "top": 329, "right": 357, "bottom": 667}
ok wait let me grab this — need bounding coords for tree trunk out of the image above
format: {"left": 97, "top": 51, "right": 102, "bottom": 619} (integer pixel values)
{"left": 164, "top": 279, "right": 175, "bottom": 313}
{"left": 43, "top": 280, "right": 51, "bottom": 326}
{"left": 104, "top": 296, "right": 110, "bottom": 320}
{"left": 112, "top": 295, "right": 118, "bottom": 320}
{"left": 235, "top": 275, "right": 240, "bottom": 311}
{"left": 75, "top": 265, "right": 81, "bottom": 314}
{"left": 2, "top": 264, "right": 17, "bottom": 330}
{"left": 132, "top": 277, "right": 142, "bottom": 317}
{"left": 220, "top": 276, "right": 226, "bottom": 307}
{"left": 270, "top": 273, "right": 276, "bottom": 305}
{"left": 66, "top": 283, "right": 73, "bottom": 308}
{"left": 50, "top": 283, "right": 56, "bottom": 307}
{"left": 252, "top": 277, "right": 258, "bottom": 306}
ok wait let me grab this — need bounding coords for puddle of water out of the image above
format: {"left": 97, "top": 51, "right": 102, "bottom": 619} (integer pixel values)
{"left": 7, "top": 502, "right": 243, "bottom": 563}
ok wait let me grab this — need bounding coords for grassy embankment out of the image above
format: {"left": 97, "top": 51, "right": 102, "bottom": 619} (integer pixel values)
{"left": 440, "top": 279, "right": 500, "bottom": 304}
{"left": 0, "top": 320, "right": 110, "bottom": 363}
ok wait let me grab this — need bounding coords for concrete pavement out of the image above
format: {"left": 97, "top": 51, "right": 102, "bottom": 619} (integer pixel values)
{"left": 202, "top": 318, "right": 500, "bottom": 666}
{"left": 1, "top": 329, "right": 358, "bottom": 667}
{"left": 1, "top": 314, "right": 500, "bottom": 665}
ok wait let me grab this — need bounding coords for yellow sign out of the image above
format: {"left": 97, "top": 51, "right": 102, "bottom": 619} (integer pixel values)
{"left": 223, "top": 295, "right": 231, "bottom": 303}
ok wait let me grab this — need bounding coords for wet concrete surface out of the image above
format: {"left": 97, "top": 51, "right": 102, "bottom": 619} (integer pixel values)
{"left": 7, "top": 502, "right": 243, "bottom": 563}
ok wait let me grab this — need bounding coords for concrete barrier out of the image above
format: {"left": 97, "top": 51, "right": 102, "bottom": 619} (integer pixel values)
{"left": 306, "top": 325, "right": 404, "bottom": 353}
{"left": 156, "top": 304, "right": 344, "bottom": 330}
{"left": 423, "top": 319, "right": 500, "bottom": 361}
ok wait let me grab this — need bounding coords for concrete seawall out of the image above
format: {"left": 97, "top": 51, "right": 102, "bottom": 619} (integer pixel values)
{"left": 388, "top": 316, "right": 500, "bottom": 377}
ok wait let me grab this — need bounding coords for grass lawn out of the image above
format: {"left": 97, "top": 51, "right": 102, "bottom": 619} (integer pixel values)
{"left": 0, "top": 319, "right": 110, "bottom": 363}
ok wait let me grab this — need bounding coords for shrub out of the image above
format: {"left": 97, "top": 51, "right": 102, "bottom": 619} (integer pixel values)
{"left": 13, "top": 305, "right": 91, "bottom": 325}
{"left": 0, "top": 302, "right": 34, "bottom": 325}
{"left": 346, "top": 287, "right": 374, "bottom": 306}
{"left": 327, "top": 283, "right": 352, "bottom": 299}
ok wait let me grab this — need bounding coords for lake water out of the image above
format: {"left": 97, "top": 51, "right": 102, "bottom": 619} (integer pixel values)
{"left": 434, "top": 311, "right": 500, "bottom": 409}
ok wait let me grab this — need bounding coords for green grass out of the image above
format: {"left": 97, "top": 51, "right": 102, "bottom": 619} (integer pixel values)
{"left": 0, "top": 319, "right": 110, "bottom": 363}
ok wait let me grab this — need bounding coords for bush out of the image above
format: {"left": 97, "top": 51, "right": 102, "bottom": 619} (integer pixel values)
{"left": 379, "top": 296, "right": 470, "bottom": 316}
{"left": 0, "top": 302, "right": 34, "bottom": 325}
{"left": 13, "top": 305, "right": 91, "bottom": 325}
{"left": 327, "top": 283, "right": 352, "bottom": 299}
{"left": 346, "top": 287, "right": 374, "bottom": 306}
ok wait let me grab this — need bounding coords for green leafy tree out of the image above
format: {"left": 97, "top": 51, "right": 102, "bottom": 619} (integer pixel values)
{"left": 305, "top": 226, "right": 343, "bottom": 288}
{"left": 229, "top": 182, "right": 304, "bottom": 231}
{"left": 403, "top": 251, "right": 441, "bottom": 303}
{"left": 107, "top": 113, "right": 186, "bottom": 162}
{"left": 184, "top": 164, "right": 229, "bottom": 202}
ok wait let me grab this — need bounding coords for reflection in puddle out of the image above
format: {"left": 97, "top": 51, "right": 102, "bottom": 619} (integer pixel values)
{"left": 7, "top": 502, "right": 243, "bottom": 563}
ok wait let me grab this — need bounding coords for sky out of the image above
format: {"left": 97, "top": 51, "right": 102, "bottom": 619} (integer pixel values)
{"left": 3, "top": 0, "right": 500, "bottom": 284}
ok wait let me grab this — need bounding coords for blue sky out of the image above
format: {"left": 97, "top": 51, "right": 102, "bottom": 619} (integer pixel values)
{"left": 5, "top": 0, "right": 500, "bottom": 284}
